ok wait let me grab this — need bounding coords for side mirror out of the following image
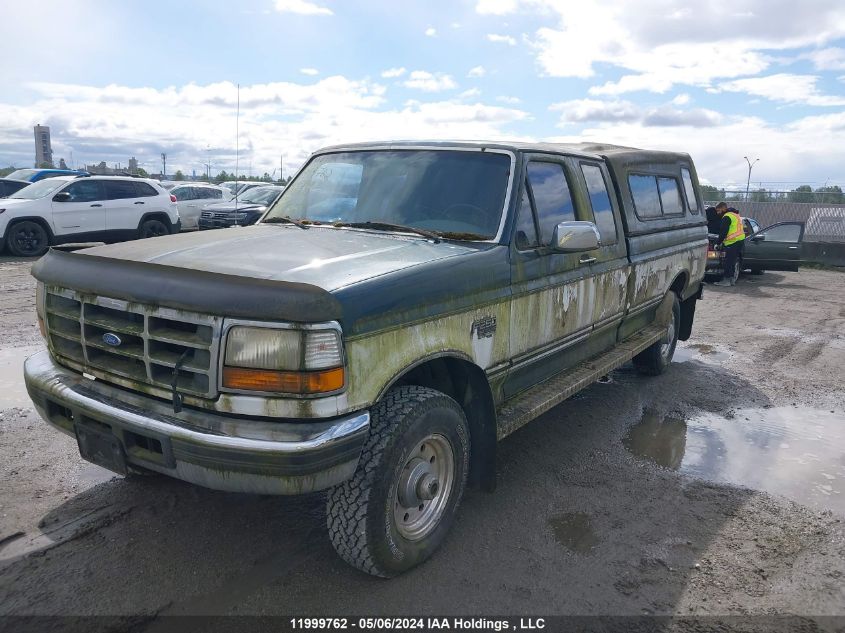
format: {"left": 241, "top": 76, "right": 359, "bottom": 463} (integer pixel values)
{"left": 551, "top": 221, "right": 600, "bottom": 253}
{"left": 751, "top": 234, "right": 765, "bottom": 242}
{"left": 52, "top": 191, "right": 71, "bottom": 202}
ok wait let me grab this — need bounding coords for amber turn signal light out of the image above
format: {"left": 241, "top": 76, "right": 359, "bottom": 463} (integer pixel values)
{"left": 222, "top": 366, "right": 345, "bottom": 394}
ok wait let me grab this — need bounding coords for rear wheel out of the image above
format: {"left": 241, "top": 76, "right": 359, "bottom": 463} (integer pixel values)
{"left": 327, "top": 386, "right": 470, "bottom": 577}
{"left": 138, "top": 218, "right": 170, "bottom": 239}
{"left": 633, "top": 293, "right": 680, "bottom": 376}
{"left": 6, "top": 220, "right": 50, "bottom": 257}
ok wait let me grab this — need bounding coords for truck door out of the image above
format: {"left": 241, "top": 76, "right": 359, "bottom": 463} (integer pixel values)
{"left": 504, "top": 156, "right": 600, "bottom": 399}
{"left": 744, "top": 222, "right": 804, "bottom": 271}
{"left": 571, "top": 159, "right": 630, "bottom": 350}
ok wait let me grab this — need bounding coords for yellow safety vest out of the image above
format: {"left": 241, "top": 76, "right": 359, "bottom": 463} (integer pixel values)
{"left": 724, "top": 212, "right": 746, "bottom": 246}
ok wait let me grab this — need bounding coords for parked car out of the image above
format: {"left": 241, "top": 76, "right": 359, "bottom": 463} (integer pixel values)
{"left": 743, "top": 222, "right": 805, "bottom": 273}
{"left": 705, "top": 216, "right": 762, "bottom": 282}
{"left": 198, "top": 185, "right": 283, "bottom": 230}
{"left": 0, "top": 175, "right": 180, "bottom": 257}
{"left": 220, "top": 181, "right": 265, "bottom": 196}
{"left": 171, "top": 183, "right": 232, "bottom": 230}
{"left": 0, "top": 178, "right": 30, "bottom": 198}
{"left": 5, "top": 168, "right": 89, "bottom": 182}
{"left": 25, "top": 141, "right": 706, "bottom": 576}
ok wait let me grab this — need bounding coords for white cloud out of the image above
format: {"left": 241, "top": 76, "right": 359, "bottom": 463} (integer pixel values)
{"left": 550, "top": 99, "right": 640, "bottom": 123}
{"left": 425, "top": 27, "right": 437, "bottom": 37}
{"left": 496, "top": 96, "right": 522, "bottom": 104}
{"left": 671, "top": 93, "right": 691, "bottom": 106}
{"left": 402, "top": 71, "right": 457, "bottom": 92}
{"left": 546, "top": 110, "right": 845, "bottom": 185}
{"left": 718, "top": 74, "right": 845, "bottom": 106}
{"left": 273, "top": 0, "right": 333, "bottom": 15}
{"left": 487, "top": 33, "right": 517, "bottom": 46}
{"left": 805, "top": 47, "right": 845, "bottom": 71}
{"left": 459, "top": 88, "right": 482, "bottom": 99}
{"left": 381, "top": 67, "right": 407, "bottom": 79}
{"left": 468, "top": 66, "right": 486, "bottom": 78}
{"left": 550, "top": 98, "right": 723, "bottom": 128}
{"left": 300, "top": 68, "right": 319, "bottom": 76}
{"left": 497, "top": 0, "right": 845, "bottom": 93}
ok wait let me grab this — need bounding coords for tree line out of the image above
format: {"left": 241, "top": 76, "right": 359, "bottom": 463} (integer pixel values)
{"left": 701, "top": 184, "right": 844, "bottom": 204}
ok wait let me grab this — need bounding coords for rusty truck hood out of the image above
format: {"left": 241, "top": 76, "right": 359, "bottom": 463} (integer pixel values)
{"left": 73, "top": 224, "right": 480, "bottom": 291}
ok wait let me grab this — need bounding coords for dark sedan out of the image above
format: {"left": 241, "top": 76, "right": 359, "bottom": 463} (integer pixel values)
{"left": 197, "top": 185, "right": 284, "bottom": 230}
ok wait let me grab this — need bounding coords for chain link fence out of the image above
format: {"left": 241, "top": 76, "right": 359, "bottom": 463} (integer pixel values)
{"left": 704, "top": 200, "right": 845, "bottom": 244}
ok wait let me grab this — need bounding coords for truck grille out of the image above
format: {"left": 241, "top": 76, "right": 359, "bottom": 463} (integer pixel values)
{"left": 44, "top": 288, "right": 222, "bottom": 399}
{"left": 201, "top": 210, "right": 229, "bottom": 220}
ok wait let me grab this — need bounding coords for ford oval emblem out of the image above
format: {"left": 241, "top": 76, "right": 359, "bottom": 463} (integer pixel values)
{"left": 102, "top": 332, "right": 122, "bottom": 347}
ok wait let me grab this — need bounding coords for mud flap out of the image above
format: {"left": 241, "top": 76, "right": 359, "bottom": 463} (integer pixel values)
{"left": 677, "top": 284, "right": 702, "bottom": 341}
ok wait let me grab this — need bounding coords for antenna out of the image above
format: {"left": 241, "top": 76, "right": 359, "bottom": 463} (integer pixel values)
{"left": 234, "top": 83, "right": 240, "bottom": 207}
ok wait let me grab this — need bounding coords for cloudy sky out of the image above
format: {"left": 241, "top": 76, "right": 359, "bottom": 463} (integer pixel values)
{"left": 1, "top": 0, "right": 844, "bottom": 188}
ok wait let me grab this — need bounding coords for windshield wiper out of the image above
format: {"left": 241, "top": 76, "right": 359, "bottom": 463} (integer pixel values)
{"left": 333, "top": 221, "right": 441, "bottom": 243}
{"left": 262, "top": 215, "right": 309, "bottom": 229}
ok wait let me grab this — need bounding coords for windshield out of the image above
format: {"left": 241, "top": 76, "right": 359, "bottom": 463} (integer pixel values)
{"left": 10, "top": 178, "right": 68, "bottom": 199}
{"left": 238, "top": 187, "right": 282, "bottom": 205}
{"left": 263, "top": 150, "right": 511, "bottom": 239}
{"left": 6, "top": 169, "right": 37, "bottom": 181}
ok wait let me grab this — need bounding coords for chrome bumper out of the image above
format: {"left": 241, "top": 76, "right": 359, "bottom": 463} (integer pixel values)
{"left": 24, "top": 350, "right": 369, "bottom": 495}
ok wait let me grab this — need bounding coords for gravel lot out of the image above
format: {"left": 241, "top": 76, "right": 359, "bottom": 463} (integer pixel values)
{"left": 1, "top": 254, "right": 843, "bottom": 624}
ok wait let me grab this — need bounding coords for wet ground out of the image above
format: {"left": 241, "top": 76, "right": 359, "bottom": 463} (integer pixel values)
{"left": 0, "top": 258, "right": 844, "bottom": 623}
{"left": 625, "top": 406, "right": 844, "bottom": 515}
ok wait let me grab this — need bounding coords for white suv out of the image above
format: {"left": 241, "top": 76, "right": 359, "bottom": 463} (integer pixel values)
{"left": 0, "top": 176, "right": 180, "bottom": 257}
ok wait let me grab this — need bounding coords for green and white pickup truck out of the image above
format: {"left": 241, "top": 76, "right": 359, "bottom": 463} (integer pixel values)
{"left": 25, "top": 141, "right": 707, "bottom": 576}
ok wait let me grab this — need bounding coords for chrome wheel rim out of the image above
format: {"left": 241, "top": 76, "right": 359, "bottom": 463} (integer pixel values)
{"left": 394, "top": 433, "right": 455, "bottom": 541}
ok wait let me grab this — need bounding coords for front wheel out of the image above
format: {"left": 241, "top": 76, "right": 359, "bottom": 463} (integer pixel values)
{"left": 6, "top": 221, "right": 50, "bottom": 257}
{"left": 327, "top": 386, "right": 470, "bottom": 577}
{"left": 138, "top": 218, "right": 170, "bottom": 239}
{"left": 633, "top": 293, "right": 680, "bottom": 376}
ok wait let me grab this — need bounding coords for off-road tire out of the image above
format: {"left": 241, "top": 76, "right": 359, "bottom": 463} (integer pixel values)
{"left": 6, "top": 220, "right": 50, "bottom": 257}
{"left": 138, "top": 218, "right": 170, "bottom": 239}
{"left": 326, "top": 386, "right": 470, "bottom": 577}
{"left": 633, "top": 293, "right": 680, "bottom": 376}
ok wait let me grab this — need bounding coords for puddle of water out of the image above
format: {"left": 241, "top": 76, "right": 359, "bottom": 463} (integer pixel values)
{"left": 549, "top": 512, "right": 599, "bottom": 553}
{"left": 0, "top": 346, "right": 43, "bottom": 409}
{"left": 673, "top": 343, "right": 731, "bottom": 364}
{"left": 624, "top": 407, "right": 845, "bottom": 515}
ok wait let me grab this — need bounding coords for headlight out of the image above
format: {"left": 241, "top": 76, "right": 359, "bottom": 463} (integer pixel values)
{"left": 222, "top": 324, "right": 345, "bottom": 394}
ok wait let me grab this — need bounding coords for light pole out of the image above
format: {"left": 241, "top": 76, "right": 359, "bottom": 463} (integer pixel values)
{"left": 744, "top": 156, "right": 759, "bottom": 203}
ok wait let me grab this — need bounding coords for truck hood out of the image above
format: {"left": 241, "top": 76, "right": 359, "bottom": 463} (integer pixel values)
{"left": 75, "top": 224, "right": 482, "bottom": 291}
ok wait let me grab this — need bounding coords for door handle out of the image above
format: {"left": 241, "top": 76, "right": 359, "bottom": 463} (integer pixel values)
{"left": 579, "top": 255, "right": 596, "bottom": 265}
{"left": 788, "top": 246, "right": 798, "bottom": 249}
{"left": 134, "top": 201, "right": 145, "bottom": 204}
{"left": 90, "top": 203, "right": 102, "bottom": 207}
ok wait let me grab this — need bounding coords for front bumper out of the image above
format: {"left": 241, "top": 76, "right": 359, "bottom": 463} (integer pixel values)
{"left": 24, "top": 350, "right": 369, "bottom": 495}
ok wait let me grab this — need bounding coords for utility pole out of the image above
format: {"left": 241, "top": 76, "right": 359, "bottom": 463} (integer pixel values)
{"left": 744, "top": 156, "right": 759, "bottom": 203}
{"left": 280, "top": 154, "right": 284, "bottom": 184}
{"left": 161, "top": 153, "right": 167, "bottom": 179}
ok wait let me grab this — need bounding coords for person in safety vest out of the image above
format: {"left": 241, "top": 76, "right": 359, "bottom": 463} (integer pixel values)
{"left": 713, "top": 202, "right": 746, "bottom": 287}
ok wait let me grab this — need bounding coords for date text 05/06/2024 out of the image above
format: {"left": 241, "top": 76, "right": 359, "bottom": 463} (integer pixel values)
{"left": 289, "top": 617, "right": 546, "bottom": 631}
